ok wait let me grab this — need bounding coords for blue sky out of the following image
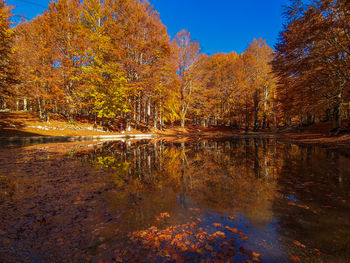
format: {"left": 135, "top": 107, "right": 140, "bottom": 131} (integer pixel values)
{"left": 8, "top": 0, "right": 287, "bottom": 54}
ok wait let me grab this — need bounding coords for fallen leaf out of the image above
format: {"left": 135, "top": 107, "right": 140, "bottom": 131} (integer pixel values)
{"left": 313, "top": 248, "right": 321, "bottom": 255}
{"left": 293, "top": 240, "right": 306, "bottom": 248}
{"left": 290, "top": 255, "right": 301, "bottom": 262}
{"left": 297, "top": 204, "right": 310, "bottom": 210}
{"left": 252, "top": 252, "right": 261, "bottom": 261}
{"left": 225, "top": 226, "right": 239, "bottom": 234}
{"left": 213, "top": 231, "right": 226, "bottom": 239}
{"left": 240, "top": 234, "right": 248, "bottom": 241}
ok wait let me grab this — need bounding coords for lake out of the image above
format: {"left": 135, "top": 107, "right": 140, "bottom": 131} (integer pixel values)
{"left": 0, "top": 137, "right": 349, "bottom": 262}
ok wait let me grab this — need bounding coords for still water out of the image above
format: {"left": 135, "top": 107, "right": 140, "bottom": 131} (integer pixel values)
{"left": 0, "top": 137, "right": 349, "bottom": 262}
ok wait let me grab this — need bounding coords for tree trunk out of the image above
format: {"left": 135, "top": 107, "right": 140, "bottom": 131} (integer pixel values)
{"left": 262, "top": 85, "right": 269, "bottom": 130}
{"left": 23, "top": 97, "right": 27, "bottom": 111}
{"left": 159, "top": 101, "right": 163, "bottom": 130}
{"left": 262, "top": 115, "right": 267, "bottom": 130}
{"left": 146, "top": 96, "right": 151, "bottom": 131}
{"left": 332, "top": 102, "right": 342, "bottom": 129}
{"left": 54, "top": 100, "right": 58, "bottom": 114}
{"left": 180, "top": 82, "right": 186, "bottom": 128}
{"left": 136, "top": 91, "right": 141, "bottom": 129}
{"left": 245, "top": 102, "right": 250, "bottom": 132}
{"left": 126, "top": 111, "right": 132, "bottom": 132}
{"left": 253, "top": 88, "right": 259, "bottom": 131}
{"left": 133, "top": 96, "right": 137, "bottom": 122}
{"left": 37, "top": 97, "right": 43, "bottom": 120}
{"left": 272, "top": 91, "right": 277, "bottom": 130}
{"left": 181, "top": 117, "right": 185, "bottom": 128}
{"left": 153, "top": 101, "right": 158, "bottom": 129}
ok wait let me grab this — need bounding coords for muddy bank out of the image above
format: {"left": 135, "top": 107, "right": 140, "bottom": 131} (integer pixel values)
{"left": 0, "top": 134, "right": 155, "bottom": 147}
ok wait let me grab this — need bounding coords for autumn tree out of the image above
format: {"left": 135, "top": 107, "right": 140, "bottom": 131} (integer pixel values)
{"left": 105, "top": 0, "right": 173, "bottom": 131}
{"left": 273, "top": 0, "right": 350, "bottom": 130}
{"left": 79, "top": 0, "right": 128, "bottom": 126}
{"left": 191, "top": 52, "right": 240, "bottom": 127}
{"left": 148, "top": 48, "right": 180, "bottom": 129}
{"left": 187, "top": 40, "right": 276, "bottom": 131}
{"left": 244, "top": 39, "right": 276, "bottom": 130}
{"left": 173, "top": 30, "right": 200, "bottom": 128}
{"left": 14, "top": 0, "right": 83, "bottom": 121}
{"left": 9, "top": 0, "right": 278, "bottom": 132}
{"left": 14, "top": 15, "right": 58, "bottom": 120}
{"left": 0, "top": 0, "right": 17, "bottom": 108}
{"left": 12, "top": 0, "right": 174, "bottom": 130}
{"left": 46, "top": 0, "right": 84, "bottom": 121}
{"left": 13, "top": 21, "right": 36, "bottom": 112}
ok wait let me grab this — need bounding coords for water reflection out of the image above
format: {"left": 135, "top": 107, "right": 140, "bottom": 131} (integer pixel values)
{"left": 74, "top": 138, "right": 350, "bottom": 262}
{"left": 78, "top": 139, "right": 277, "bottom": 218}
{"left": 0, "top": 138, "right": 349, "bottom": 262}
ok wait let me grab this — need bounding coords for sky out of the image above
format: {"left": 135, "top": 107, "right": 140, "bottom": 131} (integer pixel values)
{"left": 7, "top": 0, "right": 288, "bottom": 55}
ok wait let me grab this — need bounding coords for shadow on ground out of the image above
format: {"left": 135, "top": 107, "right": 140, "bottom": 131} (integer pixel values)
{"left": 0, "top": 128, "right": 44, "bottom": 138}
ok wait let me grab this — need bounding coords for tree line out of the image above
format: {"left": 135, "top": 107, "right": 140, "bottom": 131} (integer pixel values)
{"left": 273, "top": 0, "right": 350, "bottom": 130}
{"left": 0, "top": 0, "right": 349, "bottom": 131}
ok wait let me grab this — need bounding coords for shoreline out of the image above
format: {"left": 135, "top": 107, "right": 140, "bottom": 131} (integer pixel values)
{"left": 1, "top": 132, "right": 349, "bottom": 154}
{"left": 1, "top": 111, "right": 349, "bottom": 151}
{"left": 0, "top": 134, "right": 156, "bottom": 147}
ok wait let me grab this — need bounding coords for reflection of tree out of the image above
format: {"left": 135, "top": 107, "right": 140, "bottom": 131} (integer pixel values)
{"left": 72, "top": 138, "right": 283, "bottom": 261}
{"left": 72, "top": 138, "right": 350, "bottom": 261}
{"left": 76, "top": 138, "right": 279, "bottom": 229}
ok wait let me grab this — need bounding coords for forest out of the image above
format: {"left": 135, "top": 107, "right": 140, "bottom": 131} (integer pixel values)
{"left": 1, "top": 1, "right": 350, "bottom": 261}
{"left": 0, "top": 0, "right": 349, "bottom": 132}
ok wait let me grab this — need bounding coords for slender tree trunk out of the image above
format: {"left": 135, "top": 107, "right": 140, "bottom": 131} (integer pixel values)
{"left": 181, "top": 83, "right": 186, "bottom": 128}
{"left": 146, "top": 96, "right": 151, "bottom": 131}
{"left": 333, "top": 103, "right": 342, "bottom": 129}
{"left": 23, "top": 97, "right": 27, "bottom": 111}
{"left": 126, "top": 111, "right": 131, "bottom": 132}
{"left": 338, "top": 94, "right": 343, "bottom": 129}
{"left": 143, "top": 99, "right": 146, "bottom": 124}
{"left": 37, "top": 97, "right": 43, "bottom": 120}
{"left": 253, "top": 89, "right": 259, "bottom": 131}
{"left": 133, "top": 96, "right": 137, "bottom": 122}
{"left": 245, "top": 102, "right": 249, "bottom": 132}
{"left": 159, "top": 101, "right": 163, "bottom": 130}
{"left": 262, "top": 86, "right": 269, "bottom": 130}
{"left": 332, "top": 90, "right": 344, "bottom": 130}
{"left": 181, "top": 117, "right": 185, "bottom": 128}
{"left": 54, "top": 100, "right": 58, "bottom": 114}
{"left": 153, "top": 101, "right": 158, "bottom": 129}
{"left": 136, "top": 91, "right": 141, "bottom": 129}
